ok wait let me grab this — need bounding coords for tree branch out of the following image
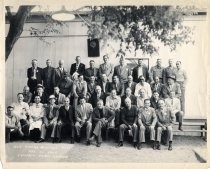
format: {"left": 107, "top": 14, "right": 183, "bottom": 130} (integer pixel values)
{"left": 5, "top": 6, "right": 13, "bottom": 21}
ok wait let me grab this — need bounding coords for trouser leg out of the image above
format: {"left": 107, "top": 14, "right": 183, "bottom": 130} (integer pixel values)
{"left": 40, "top": 124, "right": 47, "bottom": 139}
{"left": 149, "top": 126, "right": 155, "bottom": 141}
{"left": 139, "top": 125, "right": 145, "bottom": 143}
{"left": 56, "top": 123, "right": 63, "bottom": 138}
{"left": 176, "top": 111, "right": 183, "bottom": 126}
{"left": 75, "top": 122, "right": 82, "bottom": 137}
{"left": 156, "top": 127, "right": 163, "bottom": 142}
{"left": 86, "top": 122, "right": 92, "bottom": 140}
{"left": 20, "top": 119, "right": 29, "bottom": 137}
{"left": 132, "top": 125, "right": 138, "bottom": 142}
{"left": 70, "top": 124, "right": 75, "bottom": 138}
{"left": 93, "top": 121, "right": 103, "bottom": 143}
{"left": 5, "top": 128, "right": 10, "bottom": 142}
{"left": 51, "top": 123, "right": 57, "bottom": 138}
{"left": 167, "top": 126, "right": 173, "bottom": 141}
{"left": 119, "top": 124, "right": 127, "bottom": 142}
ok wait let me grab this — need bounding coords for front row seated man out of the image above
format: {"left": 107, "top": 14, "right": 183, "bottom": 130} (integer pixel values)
{"left": 90, "top": 99, "right": 115, "bottom": 147}
{"left": 57, "top": 97, "right": 75, "bottom": 144}
{"left": 5, "top": 106, "right": 24, "bottom": 143}
{"left": 38, "top": 95, "right": 59, "bottom": 143}
{"left": 155, "top": 99, "right": 176, "bottom": 151}
{"left": 118, "top": 98, "right": 138, "bottom": 148}
{"left": 138, "top": 99, "right": 157, "bottom": 150}
{"left": 75, "top": 97, "right": 93, "bottom": 145}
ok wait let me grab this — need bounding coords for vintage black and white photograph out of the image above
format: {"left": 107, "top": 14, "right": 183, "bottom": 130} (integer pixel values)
{"left": 3, "top": 3, "right": 208, "bottom": 165}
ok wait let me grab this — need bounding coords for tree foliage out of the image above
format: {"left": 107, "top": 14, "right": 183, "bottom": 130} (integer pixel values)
{"left": 86, "top": 6, "right": 196, "bottom": 56}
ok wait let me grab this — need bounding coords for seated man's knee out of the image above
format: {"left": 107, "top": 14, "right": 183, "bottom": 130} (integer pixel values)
{"left": 167, "top": 126, "right": 173, "bottom": 131}
{"left": 87, "top": 121, "right": 92, "bottom": 127}
{"left": 140, "top": 125, "right": 145, "bottom": 130}
{"left": 157, "top": 127, "right": 162, "bottom": 132}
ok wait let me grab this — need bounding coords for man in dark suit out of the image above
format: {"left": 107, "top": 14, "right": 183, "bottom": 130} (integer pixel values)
{"left": 54, "top": 60, "right": 67, "bottom": 87}
{"left": 113, "top": 56, "right": 131, "bottom": 83}
{"left": 84, "top": 60, "right": 99, "bottom": 82}
{"left": 123, "top": 75, "right": 136, "bottom": 95}
{"left": 150, "top": 76, "right": 164, "bottom": 95}
{"left": 27, "top": 59, "right": 43, "bottom": 94}
{"left": 31, "top": 84, "right": 48, "bottom": 105}
{"left": 110, "top": 75, "right": 124, "bottom": 96}
{"left": 98, "top": 74, "right": 111, "bottom": 97}
{"left": 42, "top": 59, "right": 55, "bottom": 97}
{"left": 87, "top": 76, "right": 98, "bottom": 101}
{"left": 70, "top": 56, "right": 86, "bottom": 76}
{"left": 150, "top": 91, "right": 160, "bottom": 109}
{"left": 89, "top": 85, "right": 106, "bottom": 108}
{"left": 89, "top": 100, "right": 115, "bottom": 147}
{"left": 132, "top": 59, "right": 149, "bottom": 83}
{"left": 57, "top": 97, "right": 75, "bottom": 143}
{"left": 121, "top": 87, "right": 137, "bottom": 107}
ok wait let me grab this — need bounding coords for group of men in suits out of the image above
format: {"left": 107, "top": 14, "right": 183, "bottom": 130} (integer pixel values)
{"left": 6, "top": 54, "right": 187, "bottom": 151}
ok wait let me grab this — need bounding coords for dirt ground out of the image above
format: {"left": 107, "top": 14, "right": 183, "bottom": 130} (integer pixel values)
{"left": 6, "top": 135, "right": 206, "bottom": 163}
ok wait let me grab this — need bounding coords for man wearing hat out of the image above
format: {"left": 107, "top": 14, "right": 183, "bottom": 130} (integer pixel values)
{"left": 5, "top": 106, "right": 24, "bottom": 142}
{"left": 161, "top": 75, "right": 181, "bottom": 99}
{"left": 58, "top": 71, "right": 73, "bottom": 98}
{"left": 38, "top": 95, "right": 59, "bottom": 143}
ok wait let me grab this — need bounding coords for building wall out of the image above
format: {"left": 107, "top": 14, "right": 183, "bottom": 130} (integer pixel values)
{"left": 5, "top": 16, "right": 208, "bottom": 119}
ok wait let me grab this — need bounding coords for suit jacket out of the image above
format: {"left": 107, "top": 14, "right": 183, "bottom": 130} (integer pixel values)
{"left": 92, "top": 107, "right": 114, "bottom": 124}
{"left": 163, "top": 66, "right": 176, "bottom": 84}
{"left": 150, "top": 82, "right": 164, "bottom": 95}
{"left": 58, "top": 105, "right": 74, "bottom": 125}
{"left": 165, "top": 97, "right": 181, "bottom": 113}
{"left": 75, "top": 103, "right": 93, "bottom": 122}
{"left": 121, "top": 95, "right": 137, "bottom": 107}
{"left": 70, "top": 63, "right": 86, "bottom": 76}
{"left": 89, "top": 92, "right": 106, "bottom": 108}
{"left": 156, "top": 108, "right": 176, "bottom": 127}
{"left": 54, "top": 93, "right": 66, "bottom": 106}
{"left": 113, "top": 65, "right": 131, "bottom": 82}
{"left": 132, "top": 66, "right": 149, "bottom": 83}
{"left": 84, "top": 67, "right": 99, "bottom": 82}
{"left": 99, "top": 63, "right": 113, "bottom": 80}
{"left": 42, "top": 67, "right": 55, "bottom": 90}
{"left": 110, "top": 82, "right": 124, "bottom": 96}
{"left": 121, "top": 105, "right": 138, "bottom": 126}
{"left": 161, "top": 83, "right": 181, "bottom": 99}
{"left": 43, "top": 104, "right": 59, "bottom": 124}
{"left": 54, "top": 67, "right": 66, "bottom": 86}
{"left": 58, "top": 78, "right": 73, "bottom": 97}
{"left": 150, "top": 97, "right": 159, "bottom": 110}
{"left": 98, "top": 81, "right": 111, "bottom": 96}
{"left": 123, "top": 81, "right": 136, "bottom": 95}
{"left": 138, "top": 107, "right": 157, "bottom": 126}
{"left": 27, "top": 67, "right": 43, "bottom": 89}
{"left": 87, "top": 82, "right": 98, "bottom": 96}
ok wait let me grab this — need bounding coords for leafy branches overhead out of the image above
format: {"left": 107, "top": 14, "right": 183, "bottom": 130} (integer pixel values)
{"left": 86, "top": 6, "right": 196, "bottom": 56}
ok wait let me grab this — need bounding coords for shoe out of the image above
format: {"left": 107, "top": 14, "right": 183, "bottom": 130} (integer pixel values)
{"left": 118, "top": 142, "right": 123, "bottom": 147}
{"left": 70, "top": 139, "right": 75, "bottom": 144}
{"left": 179, "top": 126, "right": 183, "bottom": 131}
{"left": 153, "top": 142, "right": 157, "bottom": 150}
{"left": 168, "top": 143, "right": 173, "bottom": 151}
{"left": 96, "top": 142, "right": 101, "bottom": 147}
{"left": 157, "top": 143, "right": 161, "bottom": 150}
{"left": 76, "top": 136, "right": 81, "bottom": 143}
{"left": 52, "top": 138, "right": 57, "bottom": 143}
{"left": 133, "top": 142, "right": 137, "bottom": 148}
{"left": 86, "top": 140, "right": 91, "bottom": 146}
{"left": 137, "top": 143, "right": 142, "bottom": 150}
{"left": 37, "top": 139, "right": 45, "bottom": 143}
{"left": 57, "top": 138, "right": 62, "bottom": 143}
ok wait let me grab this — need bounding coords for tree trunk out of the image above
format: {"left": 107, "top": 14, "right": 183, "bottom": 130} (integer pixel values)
{"left": 5, "top": 6, "right": 34, "bottom": 61}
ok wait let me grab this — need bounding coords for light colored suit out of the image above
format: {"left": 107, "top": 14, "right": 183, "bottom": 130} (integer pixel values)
{"left": 99, "top": 63, "right": 113, "bottom": 81}
{"left": 138, "top": 107, "right": 157, "bottom": 142}
{"left": 75, "top": 103, "right": 93, "bottom": 140}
